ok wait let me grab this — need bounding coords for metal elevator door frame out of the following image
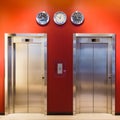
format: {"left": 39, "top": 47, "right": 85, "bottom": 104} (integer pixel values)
{"left": 5, "top": 33, "right": 47, "bottom": 114}
{"left": 73, "top": 33, "right": 115, "bottom": 115}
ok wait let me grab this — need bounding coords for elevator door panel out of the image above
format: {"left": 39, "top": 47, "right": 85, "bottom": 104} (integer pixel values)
{"left": 28, "top": 44, "right": 44, "bottom": 113}
{"left": 15, "top": 44, "right": 28, "bottom": 112}
{"left": 76, "top": 44, "right": 93, "bottom": 113}
{"left": 94, "top": 44, "right": 107, "bottom": 112}
{"left": 14, "top": 42, "right": 45, "bottom": 113}
{"left": 77, "top": 43, "right": 108, "bottom": 113}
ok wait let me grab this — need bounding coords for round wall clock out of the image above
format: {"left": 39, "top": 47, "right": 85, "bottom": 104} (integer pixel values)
{"left": 53, "top": 11, "right": 67, "bottom": 25}
{"left": 71, "top": 11, "right": 84, "bottom": 25}
{"left": 36, "top": 11, "right": 50, "bottom": 25}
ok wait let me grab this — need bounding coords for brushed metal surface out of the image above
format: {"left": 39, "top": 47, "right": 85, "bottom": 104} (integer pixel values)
{"left": 14, "top": 44, "right": 28, "bottom": 113}
{"left": 93, "top": 44, "right": 107, "bottom": 113}
{"left": 76, "top": 43, "right": 93, "bottom": 113}
{"left": 28, "top": 44, "right": 45, "bottom": 113}
{"left": 5, "top": 34, "right": 47, "bottom": 114}
{"left": 73, "top": 34, "right": 115, "bottom": 114}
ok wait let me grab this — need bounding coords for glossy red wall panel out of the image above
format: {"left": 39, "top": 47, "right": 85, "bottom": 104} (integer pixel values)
{"left": 0, "top": 0, "right": 120, "bottom": 114}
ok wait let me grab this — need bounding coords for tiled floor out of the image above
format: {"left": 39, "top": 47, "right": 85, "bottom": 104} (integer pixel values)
{"left": 0, "top": 113, "right": 120, "bottom": 120}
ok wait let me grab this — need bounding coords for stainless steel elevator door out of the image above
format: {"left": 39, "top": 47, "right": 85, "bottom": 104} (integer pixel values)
{"left": 94, "top": 44, "right": 107, "bottom": 112}
{"left": 28, "top": 44, "right": 44, "bottom": 113}
{"left": 76, "top": 43, "right": 108, "bottom": 113}
{"left": 15, "top": 43, "right": 28, "bottom": 112}
{"left": 14, "top": 42, "right": 45, "bottom": 113}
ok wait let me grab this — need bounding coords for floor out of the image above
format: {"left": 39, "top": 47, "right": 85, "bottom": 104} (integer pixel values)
{"left": 0, "top": 113, "right": 120, "bottom": 120}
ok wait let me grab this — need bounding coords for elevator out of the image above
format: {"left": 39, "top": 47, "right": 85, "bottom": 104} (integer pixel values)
{"left": 5, "top": 34, "right": 47, "bottom": 114}
{"left": 73, "top": 34, "right": 115, "bottom": 114}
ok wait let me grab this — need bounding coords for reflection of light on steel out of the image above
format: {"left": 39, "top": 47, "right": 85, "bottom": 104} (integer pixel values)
{"left": 73, "top": 33, "right": 115, "bottom": 114}
{"left": 5, "top": 34, "right": 47, "bottom": 114}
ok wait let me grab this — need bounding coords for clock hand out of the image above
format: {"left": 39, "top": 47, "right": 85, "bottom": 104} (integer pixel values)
{"left": 57, "top": 15, "right": 61, "bottom": 19}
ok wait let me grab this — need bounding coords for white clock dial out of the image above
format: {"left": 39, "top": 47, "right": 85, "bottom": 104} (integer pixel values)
{"left": 54, "top": 11, "right": 67, "bottom": 25}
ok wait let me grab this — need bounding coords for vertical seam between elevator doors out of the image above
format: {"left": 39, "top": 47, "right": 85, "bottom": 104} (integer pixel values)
{"left": 93, "top": 43, "right": 94, "bottom": 113}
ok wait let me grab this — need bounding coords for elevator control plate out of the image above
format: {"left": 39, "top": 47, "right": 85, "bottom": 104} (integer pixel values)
{"left": 57, "top": 63, "right": 63, "bottom": 74}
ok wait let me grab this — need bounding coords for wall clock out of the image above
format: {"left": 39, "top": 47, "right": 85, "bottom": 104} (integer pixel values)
{"left": 36, "top": 11, "right": 50, "bottom": 25}
{"left": 71, "top": 11, "right": 84, "bottom": 25}
{"left": 53, "top": 11, "right": 67, "bottom": 25}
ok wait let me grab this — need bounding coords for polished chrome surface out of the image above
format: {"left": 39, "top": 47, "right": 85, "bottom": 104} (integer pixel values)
{"left": 73, "top": 33, "right": 115, "bottom": 114}
{"left": 5, "top": 33, "right": 47, "bottom": 114}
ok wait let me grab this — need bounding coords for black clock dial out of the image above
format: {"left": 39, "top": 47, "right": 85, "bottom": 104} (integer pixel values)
{"left": 36, "top": 11, "right": 49, "bottom": 25}
{"left": 71, "top": 11, "right": 84, "bottom": 25}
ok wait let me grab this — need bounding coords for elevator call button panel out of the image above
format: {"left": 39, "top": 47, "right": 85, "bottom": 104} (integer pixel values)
{"left": 57, "top": 63, "right": 63, "bottom": 74}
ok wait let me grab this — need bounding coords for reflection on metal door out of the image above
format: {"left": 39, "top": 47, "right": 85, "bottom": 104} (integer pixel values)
{"left": 76, "top": 43, "right": 107, "bottom": 113}
{"left": 5, "top": 34, "right": 47, "bottom": 114}
{"left": 73, "top": 34, "right": 115, "bottom": 114}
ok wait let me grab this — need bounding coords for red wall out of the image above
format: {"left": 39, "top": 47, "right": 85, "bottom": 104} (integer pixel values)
{"left": 0, "top": 0, "right": 120, "bottom": 114}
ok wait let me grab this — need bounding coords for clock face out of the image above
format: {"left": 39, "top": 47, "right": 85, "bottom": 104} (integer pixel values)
{"left": 36, "top": 11, "right": 50, "bottom": 25}
{"left": 53, "top": 11, "right": 67, "bottom": 25}
{"left": 71, "top": 11, "right": 84, "bottom": 25}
